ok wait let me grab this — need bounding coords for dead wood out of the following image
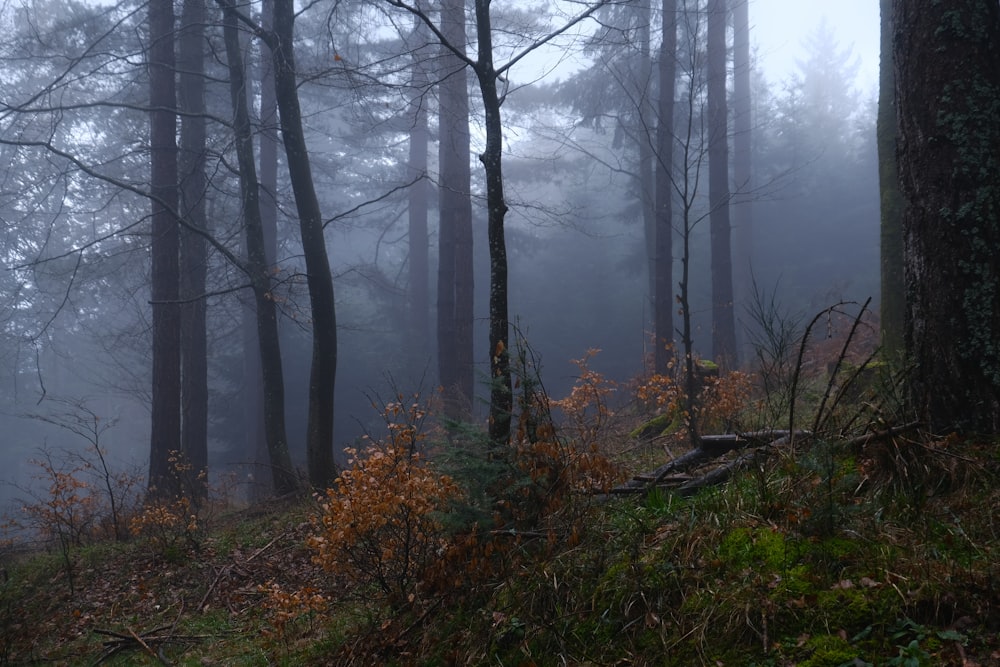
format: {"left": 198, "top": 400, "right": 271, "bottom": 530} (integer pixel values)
{"left": 612, "top": 420, "right": 923, "bottom": 497}
{"left": 93, "top": 626, "right": 207, "bottom": 665}
{"left": 609, "top": 430, "right": 806, "bottom": 495}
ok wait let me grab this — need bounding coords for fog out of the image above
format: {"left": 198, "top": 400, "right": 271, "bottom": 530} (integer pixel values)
{"left": 0, "top": 0, "right": 881, "bottom": 523}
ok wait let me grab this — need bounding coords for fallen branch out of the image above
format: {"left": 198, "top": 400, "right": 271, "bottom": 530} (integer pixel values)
{"left": 93, "top": 626, "right": 206, "bottom": 665}
{"left": 609, "top": 430, "right": 808, "bottom": 495}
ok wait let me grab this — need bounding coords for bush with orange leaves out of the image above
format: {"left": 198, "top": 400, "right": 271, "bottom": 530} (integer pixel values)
{"left": 696, "top": 370, "right": 754, "bottom": 434}
{"left": 309, "top": 398, "right": 462, "bottom": 606}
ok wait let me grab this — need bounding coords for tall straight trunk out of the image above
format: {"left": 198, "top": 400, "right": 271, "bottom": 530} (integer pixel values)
{"left": 635, "top": 0, "right": 655, "bottom": 327}
{"left": 731, "top": 0, "right": 752, "bottom": 336}
{"left": 407, "top": 23, "right": 430, "bottom": 375}
{"left": 437, "top": 0, "right": 474, "bottom": 419}
{"left": 654, "top": 0, "right": 677, "bottom": 376}
{"left": 178, "top": 0, "right": 209, "bottom": 501}
{"left": 270, "top": 0, "right": 338, "bottom": 487}
{"left": 878, "top": 0, "right": 904, "bottom": 358}
{"left": 220, "top": 2, "right": 299, "bottom": 494}
{"left": 707, "top": 0, "right": 736, "bottom": 367}
{"left": 893, "top": 0, "right": 1000, "bottom": 433}
{"left": 148, "top": 0, "right": 181, "bottom": 499}
{"left": 243, "top": 0, "right": 281, "bottom": 498}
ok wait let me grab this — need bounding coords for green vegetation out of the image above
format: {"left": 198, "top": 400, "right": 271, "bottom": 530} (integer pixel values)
{"left": 2, "top": 346, "right": 999, "bottom": 665}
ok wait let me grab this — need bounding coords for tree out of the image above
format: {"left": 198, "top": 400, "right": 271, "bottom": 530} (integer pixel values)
{"left": 731, "top": 0, "right": 752, "bottom": 338}
{"left": 707, "top": 0, "right": 735, "bottom": 366}
{"left": 388, "top": 0, "right": 622, "bottom": 446}
{"left": 436, "top": 0, "right": 475, "bottom": 420}
{"left": 878, "top": 0, "right": 903, "bottom": 358}
{"left": 147, "top": 0, "right": 182, "bottom": 498}
{"left": 406, "top": 20, "right": 432, "bottom": 379}
{"left": 219, "top": 0, "right": 300, "bottom": 495}
{"left": 654, "top": 0, "right": 676, "bottom": 376}
{"left": 178, "top": 0, "right": 209, "bottom": 500}
{"left": 893, "top": 0, "right": 1000, "bottom": 433}
{"left": 224, "top": 0, "right": 340, "bottom": 487}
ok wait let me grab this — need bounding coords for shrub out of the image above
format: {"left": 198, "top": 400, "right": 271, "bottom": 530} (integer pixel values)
{"left": 309, "top": 417, "right": 462, "bottom": 606}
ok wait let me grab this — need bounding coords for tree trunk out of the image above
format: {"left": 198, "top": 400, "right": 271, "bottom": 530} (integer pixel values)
{"left": 148, "top": 0, "right": 181, "bottom": 499}
{"left": 878, "top": 0, "right": 904, "bottom": 358}
{"left": 635, "top": 0, "right": 655, "bottom": 336}
{"left": 470, "top": 0, "right": 512, "bottom": 448}
{"left": 893, "top": 0, "right": 1000, "bottom": 433}
{"left": 270, "top": 0, "right": 338, "bottom": 487}
{"left": 407, "top": 21, "right": 431, "bottom": 378}
{"left": 437, "top": 0, "right": 474, "bottom": 419}
{"left": 707, "top": 0, "right": 736, "bottom": 367}
{"left": 221, "top": 1, "right": 299, "bottom": 495}
{"left": 731, "top": 0, "right": 753, "bottom": 345}
{"left": 178, "top": 0, "right": 209, "bottom": 501}
{"left": 654, "top": 0, "right": 677, "bottom": 376}
{"left": 243, "top": 0, "right": 281, "bottom": 499}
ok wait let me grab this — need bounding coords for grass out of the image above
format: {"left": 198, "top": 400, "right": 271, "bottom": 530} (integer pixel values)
{"left": 4, "top": 358, "right": 1000, "bottom": 666}
{"left": 4, "top": 437, "right": 997, "bottom": 666}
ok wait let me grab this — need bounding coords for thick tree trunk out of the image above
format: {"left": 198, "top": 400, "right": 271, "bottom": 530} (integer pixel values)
{"left": 654, "top": 0, "right": 677, "bottom": 377}
{"left": 271, "top": 0, "right": 338, "bottom": 487}
{"left": 178, "top": 0, "right": 209, "bottom": 501}
{"left": 893, "top": 0, "right": 1000, "bottom": 432}
{"left": 731, "top": 0, "right": 752, "bottom": 343}
{"left": 878, "top": 0, "right": 904, "bottom": 358}
{"left": 407, "top": 22, "right": 430, "bottom": 378}
{"left": 707, "top": 0, "right": 736, "bottom": 367}
{"left": 635, "top": 0, "right": 655, "bottom": 333}
{"left": 221, "top": 2, "right": 299, "bottom": 495}
{"left": 148, "top": 0, "right": 181, "bottom": 499}
{"left": 437, "top": 0, "right": 474, "bottom": 419}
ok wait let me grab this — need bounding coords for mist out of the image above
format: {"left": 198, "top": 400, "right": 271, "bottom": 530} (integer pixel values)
{"left": 0, "top": 0, "right": 879, "bottom": 522}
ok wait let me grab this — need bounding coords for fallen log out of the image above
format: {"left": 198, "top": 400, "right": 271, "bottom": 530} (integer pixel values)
{"left": 610, "top": 430, "right": 808, "bottom": 495}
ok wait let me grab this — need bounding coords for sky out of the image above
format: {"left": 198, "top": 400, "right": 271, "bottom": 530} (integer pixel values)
{"left": 751, "top": 0, "right": 881, "bottom": 93}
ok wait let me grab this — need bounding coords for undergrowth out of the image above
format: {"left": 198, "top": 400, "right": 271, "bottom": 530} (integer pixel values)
{"left": 2, "top": 315, "right": 1000, "bottom": 665}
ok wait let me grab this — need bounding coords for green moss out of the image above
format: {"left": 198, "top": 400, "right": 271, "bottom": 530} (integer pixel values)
{"left": 799, "top": 634, "right": 860, "bottom": 666}
{"left": 629, "top": 410, "right": 683, "bottom": 439}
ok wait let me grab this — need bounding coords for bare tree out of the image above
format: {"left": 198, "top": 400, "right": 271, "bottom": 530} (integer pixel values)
{"left": 223, "top": 0, "right": 340, "bottom": 487}
{"left": 385, "top": 0, "right": 625, "bottom": 446}
{"left": 219, "top": 1, "right": 300, "bottom": 495}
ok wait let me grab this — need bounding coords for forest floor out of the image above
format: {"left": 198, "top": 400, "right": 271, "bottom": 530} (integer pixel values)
{"left": 3, "top": 426, "right": 1000, "bottom": 666}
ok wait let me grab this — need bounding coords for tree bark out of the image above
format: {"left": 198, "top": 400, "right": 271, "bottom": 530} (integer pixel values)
{"left": 178, "top": 0, "right": 209, "bottom": 501}
{"left": 471, "top": 0, "right": 512, "bottom": 448}
{"left": 407, "top": 20, "right": 431, "bottom": 379}
{"left": 270, "top": 0, "right": 338, "bottom": 487}
{"left": 148, "top": 0, "right": 181, "bottom": 499}
{"left": 221, "top": 1, "right": 299, "bottom": 495}
{"left": 707, "top": 0, "right": 736, "bottom": 367}
{"left": 437, "top": 0, "right": 474, "bottom": 419}
{"left": 243, "top": 0, "right": 281, "bottom": 499}
{"left": 654, "top": 0, "right": 677, "bottom": 376}
{"left": 731, "top": 0, "right": 753, "bottom": 344}
{"left": 893, "top": 0, "right": 1000, "bottom": 433}
{"left": 878, "top": 0, "right": 904, "bottom": 358}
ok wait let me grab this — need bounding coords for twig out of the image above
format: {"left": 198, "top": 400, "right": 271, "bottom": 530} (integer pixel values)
{"left": 127, "top": 626, "right": 171, "bottom": 666}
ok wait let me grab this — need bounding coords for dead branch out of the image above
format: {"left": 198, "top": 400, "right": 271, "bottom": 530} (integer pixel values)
{"left": 92, "top": 626, "right": 206, "bottom": 665}
{"left": 608, "top": 429, "right": 808, "bottom": 496}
